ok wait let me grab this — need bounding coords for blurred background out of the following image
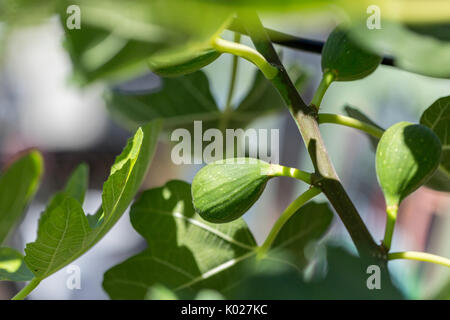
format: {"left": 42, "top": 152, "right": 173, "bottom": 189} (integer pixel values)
{"left": 0, "top": 9, "right": 449, "bottom": 299}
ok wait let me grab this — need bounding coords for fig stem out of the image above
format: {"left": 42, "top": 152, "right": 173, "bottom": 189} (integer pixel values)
{"left": 311, "top": 71, "right": 335, "bottom": 110}
{"left": 11, "top": 277, "right": 41, "bottom": 300}
{"left": 272, "top": 164, "right": 312, "bottom": 184}
{"left": 388, "top": 251, "right": 450, "bottom": 268}
{"left": 383, "top": 205, "right": 398, "bottom": 251}
{"left": 240, "top": 12, "right": 382, "bottom": 262}
{"left": 257, "top": 187, "right": 322, "bottom": 259}
{"left": 211, "top": 37, "right": 278, "bottom": 80}
{"left": 318, "top": 113, "right": 384, "bottom": 138}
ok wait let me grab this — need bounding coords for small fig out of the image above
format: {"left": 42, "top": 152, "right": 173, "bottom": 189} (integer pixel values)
{"left": 192, "top": 158, "right": 282, "bottom": 223}
{"left": 376, "top": 121, "right": 441, "bottom": 210}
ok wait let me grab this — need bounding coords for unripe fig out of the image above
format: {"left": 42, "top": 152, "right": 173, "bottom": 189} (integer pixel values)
{"left": 322, "top": 27, "right": 381, "bottom": 81}
{"left": 149, "top": 49, "right": 220, "bottom": 77}
{"left": 376, "top": 122, "right": 442, "bottom": 210}
{"left": 192, "top": 158, "right": 283, "bottom": 223}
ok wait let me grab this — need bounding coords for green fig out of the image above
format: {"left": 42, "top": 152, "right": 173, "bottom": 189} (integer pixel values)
{"left": 322, "top": 27, "right": 382, "bottom": 81}
{"left": 376, "top": 122, "right": 442, "bottom": 211}
{"left": 149, "top": 48, "right": 220, "bottom": 77}
{"left": 192, "top": 158, "right": 283, "bottom": 223}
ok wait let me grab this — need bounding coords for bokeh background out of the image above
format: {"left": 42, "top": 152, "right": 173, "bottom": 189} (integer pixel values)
{"left": 0, "top": 10, "right": 449, "bottom": 299}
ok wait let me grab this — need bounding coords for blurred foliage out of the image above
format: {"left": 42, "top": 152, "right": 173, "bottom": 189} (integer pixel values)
{"left": 349, "top": 21, "right": 450, "bottom": 79}
{"left": 107, "top": 67, "right": 308, "bottom": 137}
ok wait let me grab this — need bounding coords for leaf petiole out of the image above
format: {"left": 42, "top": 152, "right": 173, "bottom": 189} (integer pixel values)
{"left": 310, "top": 71, "right": 335, "bottom": 110}
{"left": 211, "top": 37, "right": 278, "bottom": 80}
{"left": 388, "top": 251, "right": 450, "bottom": 268}
{"left": 318, "top": 113, "right": 384, "bottom": 139}
{"left": 11, "top": 278, "right": 41, "bottom": 300}
{"left": 257, "top": 187, "right": 322, "bottom": 259}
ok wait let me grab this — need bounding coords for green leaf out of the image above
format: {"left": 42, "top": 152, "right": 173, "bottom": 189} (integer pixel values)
{"left": 192, "top": 158, "right": 281, "bottom": 223}
{"left": 0, "top": 247, "right": 33, "bottom": 282}
{"left": 62, "top": 0, "right": 231, "bottom": 83}
{"left": 104, "top": 180, "right": 257, "bottom": 299}
{"left": 232, "top": 246, "right": 403, "bottom": 299}
{"left": 235, "top": 71, "right": 286, "bottom": 114}
{"left": 107, "top": 66, "right": 308, "bottom": 135}
{"left": 103, "top": 180, "right": 333, "bottom": 299}
{"left": 64, "top": 27, "right": 165, "bottom": 85}
{"left": 350, "top": 21, "right": 450, "bottom": 79}
{"left": 420, "top": 96, "right": 450, "bottom": 192}
{"left": 145, "top": 285, "right": 225, "bottom": 300}
{"left": 344, "top": 105, "right": 384, "bottom": 150}
{"left": 150, "top": 48, "right": 221, "bottom": 77}
{"left": 107, "top": 71, "right": 220, "bottom": 130}
{"left": 322, "top": 27, "right": 381, "bottom": 81}
{"left": 24, "top": 120, "right": 162, "bottom": 280}
{"left": 269, "top": 202, "right": 333, "bottom": 269}
{"left": 63, "top": 163, "right": 89, "bottom": 204}
{"left": 376, "top": 122, "right": 442, "bottom": 208}
{"left": 0, "top": 151, "right": 43, "bottom": 245}
{"left": 145, "top": 284, "right": 179, "bottom": 300}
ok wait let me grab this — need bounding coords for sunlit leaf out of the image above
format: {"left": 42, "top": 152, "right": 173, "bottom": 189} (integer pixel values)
{"left": 0, "top": 247, "right": 33, "bottom": 282}
{"left": 24, "top": 120, "right": 162, "bottom": 280}
{"left": 103, "top": 180, "right": 333, "bottom": 299}
{"left": 104, "top": 180, "right": 257, "bottom": 299}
